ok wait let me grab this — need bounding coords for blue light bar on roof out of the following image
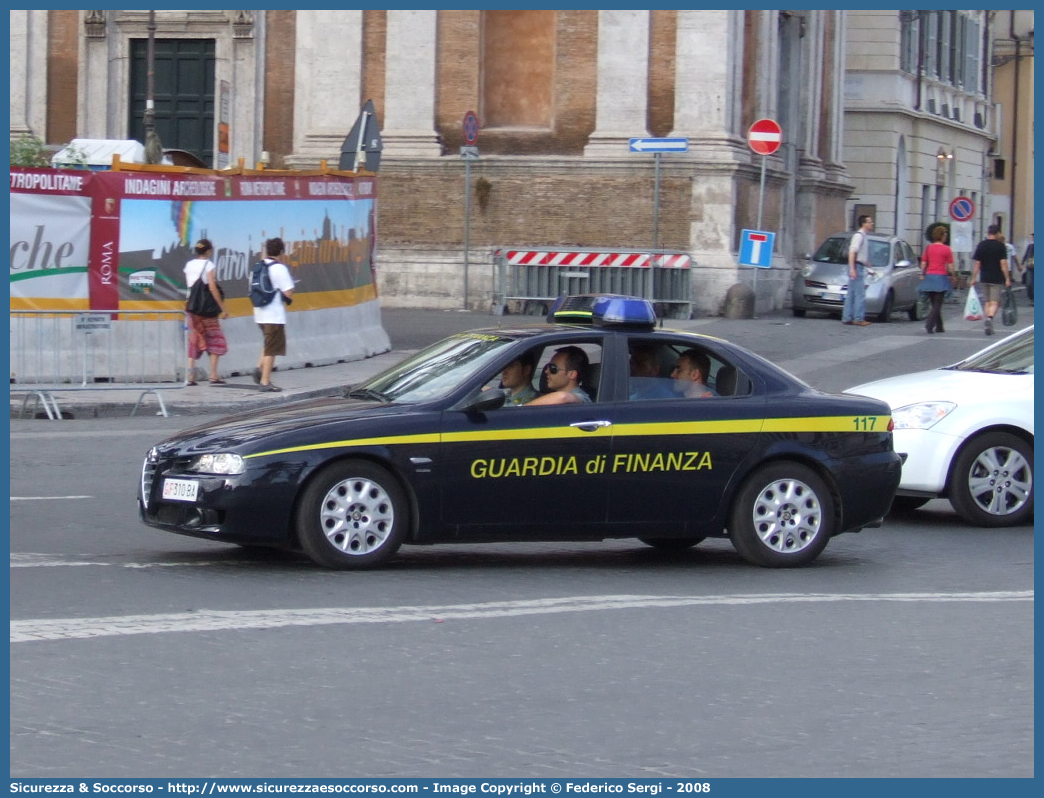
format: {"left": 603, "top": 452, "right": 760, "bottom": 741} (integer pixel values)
{"left": 548, "top": 294, "right": 657, "bottom": 328}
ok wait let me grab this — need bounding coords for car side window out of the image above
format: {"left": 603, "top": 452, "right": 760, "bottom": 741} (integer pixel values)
{"left": 629, "top": 340, "right": 751, "bottom": 401}
{"left": 903, "top": 241, "right": 916, "bottom": 264}
{"left": 893, "top": 241, "right": 910, "bottom": 266}
{"left": 627, "top": 341, "right": 676, "bottom": 401}
{"left": 869, "top": 240, "right": 889, "bottom": 268}
{"left": 530, "top": 342, "right": 604, "bottom": 404}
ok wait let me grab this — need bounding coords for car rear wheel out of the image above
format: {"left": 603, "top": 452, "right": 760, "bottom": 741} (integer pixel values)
{"left": 948, "top": 432, "right": 1033, "bottom": 527}
{"left": 876, "top": 291, "right": 894, "bottom": 322}
{"left": 296, "top": 460, "right": 407, "bottom": 569}
{"left": 791, "top": 308, "right": 807, "bottom": 318}
{"left": 639, "top": 537, "right": 704, "bottom": 551}
{"left": 729, "top": 462, "right": 835, "bottom": 567}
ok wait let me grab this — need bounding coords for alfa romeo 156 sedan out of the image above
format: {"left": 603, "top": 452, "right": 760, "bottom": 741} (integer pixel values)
{"left": 140, "top": 295, "right": 902, "bottom": 569}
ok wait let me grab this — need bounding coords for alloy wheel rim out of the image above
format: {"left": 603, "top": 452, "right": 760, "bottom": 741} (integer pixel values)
{"left": 319, "top": 477, "right": 394, "bottom": 555}
{"left": 751, "top": 477, "right": 822, "bottom": 553}
{"left": 968, "top": 446, "right": 1032, "bottom": 517}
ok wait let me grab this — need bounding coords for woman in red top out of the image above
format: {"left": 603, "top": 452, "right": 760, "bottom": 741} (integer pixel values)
{"left": 919, "top": 226, "right": 955, "bottom": 334}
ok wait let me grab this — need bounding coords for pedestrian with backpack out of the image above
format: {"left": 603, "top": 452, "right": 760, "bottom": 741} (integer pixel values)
{"left": 251, "top": 237, "right": 295, "bottom": 392}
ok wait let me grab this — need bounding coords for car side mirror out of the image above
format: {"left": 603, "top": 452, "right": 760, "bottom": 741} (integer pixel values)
{"left": 463, "top": 387, "right": 508, "bottom": 413}
{"left": 895, "top": 259, "right": 912, "bottom": 268}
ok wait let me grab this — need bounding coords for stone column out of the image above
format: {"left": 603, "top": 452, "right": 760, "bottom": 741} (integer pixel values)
{"left": 669, "top": 11, "right": 749, "bottom": 316}
{"left": 669, "top": 9, "right": 745, "bottom": 159}
{"left": 285, "top": 10, "right": 363, "bottom": 168}
{"left": 382, "top": 9, "right": 442, "bottom": 158}
{"left": 80, "top": 10, "right": 116, "bottom": 139}
{"left": 10, "top": 9, "right": 50, "bottom": 140}
{"left": 229, "top": 11, "right": 259, "bottom": 168}
{"left": 583, "top": 9, "right": 650, "bottom": 157}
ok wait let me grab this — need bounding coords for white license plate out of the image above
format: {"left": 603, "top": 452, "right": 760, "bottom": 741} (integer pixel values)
{"left": 162, "top": 478, "right": 199, "bottom": 502}
{"left": 823, "top": 292, "right": 843, "bottom": 301}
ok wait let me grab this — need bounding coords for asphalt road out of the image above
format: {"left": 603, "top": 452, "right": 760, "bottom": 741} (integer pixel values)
{"left": 8, "top": 296, "right": 1035, "bottom": 779}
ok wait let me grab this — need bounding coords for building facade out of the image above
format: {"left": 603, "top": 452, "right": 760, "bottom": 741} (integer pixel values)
{"left": 988, "top": 10, "right": 1035, "bottom": 257}
{"left": 11, "top": 10, "right": 1026, "bottom": 313}
{"left": 843, "top": 10, "right": 1033, "bottom": 264}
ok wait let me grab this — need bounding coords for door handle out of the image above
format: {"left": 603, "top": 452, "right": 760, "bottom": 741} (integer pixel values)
{"left": 570, "top": 420, "right": 612, "bottom": 432}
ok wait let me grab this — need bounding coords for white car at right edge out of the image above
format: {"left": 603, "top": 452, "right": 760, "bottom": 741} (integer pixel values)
{"left": 846, "top": 325, "right": 1034, "bottom": 527}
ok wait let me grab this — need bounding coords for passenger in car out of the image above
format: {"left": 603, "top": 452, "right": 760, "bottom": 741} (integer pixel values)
{"left": 671, "top": 349, "right": 717, "bottom": 398}
{"left": 526, "top": 346, "right": 592, "bottom": 405}
{"left": 629, "top": 345, "right": 676, "bottom": 400}
{"left": 500, "top": 351, "right": 538, "bottom": 407}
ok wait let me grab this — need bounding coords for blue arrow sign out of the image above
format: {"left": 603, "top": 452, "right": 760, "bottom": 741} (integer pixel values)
{"left": 629, "top": 137, "right": 689, "bottom": 153}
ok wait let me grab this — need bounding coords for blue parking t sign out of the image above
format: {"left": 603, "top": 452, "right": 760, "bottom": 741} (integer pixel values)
{"left": 739, "top": 229, "right": 775, "bottom": 268}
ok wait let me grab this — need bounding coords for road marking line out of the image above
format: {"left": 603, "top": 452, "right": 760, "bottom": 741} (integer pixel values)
{"left": 11, "top": 496, "right": 93, "bottom": 501}
{"left": 10, "top": 591, "right": 1033, "bottom": 643}
{"left": 9, "top": 554, "right": 255, "bottom": 569}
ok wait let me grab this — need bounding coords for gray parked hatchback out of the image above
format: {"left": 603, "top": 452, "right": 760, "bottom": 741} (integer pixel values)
{"left": 791, "top": 232, "right": 924, "bottom": 322}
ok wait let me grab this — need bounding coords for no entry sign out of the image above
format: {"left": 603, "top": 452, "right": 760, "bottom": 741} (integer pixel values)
{"left": 748, "top": 118, "right": 782, "bottom": 156}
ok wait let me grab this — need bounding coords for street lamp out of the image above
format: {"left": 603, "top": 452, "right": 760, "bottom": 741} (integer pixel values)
{"left": 143, "top": 10, "right": 163, "bottom": 164}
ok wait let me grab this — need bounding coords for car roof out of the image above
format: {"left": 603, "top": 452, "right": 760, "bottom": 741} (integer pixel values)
{"left": 826, "top": 231, "right": 903, "bottom": 244}
{"left": 457, "top": 323, "right": 727, "bottom": 346}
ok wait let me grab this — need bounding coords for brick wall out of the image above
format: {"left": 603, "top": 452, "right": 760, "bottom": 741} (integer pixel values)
{"left": 263, "top": 10, "right": 296, "bottom": 168}
{"left": 46, "top": 10, "right": 79, "bottom": 144}
{"left": 377, "top": 160, "right": 692, "bottom": 251}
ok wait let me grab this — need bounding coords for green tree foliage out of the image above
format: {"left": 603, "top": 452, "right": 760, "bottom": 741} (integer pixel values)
{"left": 9, "top": 134, "right": 51, "bottom": 167}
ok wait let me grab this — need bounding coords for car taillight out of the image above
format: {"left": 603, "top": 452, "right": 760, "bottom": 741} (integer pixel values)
{"left": 887, "top": 417, "right": 894, "bottom": 432}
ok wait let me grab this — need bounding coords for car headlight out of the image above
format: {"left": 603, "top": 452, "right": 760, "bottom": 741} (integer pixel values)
{"left": 189, "top": 453, "right": 246, "bottom": 475}
{"left": 891, "top": 401, "right": 956, "bottom": 430}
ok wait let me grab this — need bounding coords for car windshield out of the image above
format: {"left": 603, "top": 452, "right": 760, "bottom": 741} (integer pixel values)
{"left": 352, "top": 332, "right": 517, "bottom": 403}
{"left": 950, "top": 327, "right": 1034, "bottom": 375}
{"left": 813, "top": 235, "right": 889, "bottom": 268}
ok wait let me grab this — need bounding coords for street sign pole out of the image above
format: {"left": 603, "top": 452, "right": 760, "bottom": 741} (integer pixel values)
{"left": 756, "top": 156, "right": 767, "bottom": 231}
{"left": 746, "top": 119, "right": 783, "bottom": 310}
{"left": 461, "top": 112, "right": 479, "bottom": 309}
{"left": 629, "top": 137, "right": 688, "bottom": 255}
{"left": 463, "top": 156, "right": 471, "bottom": 308}
{"left": 653, "top": 153, "right": 662, "bottom": 251}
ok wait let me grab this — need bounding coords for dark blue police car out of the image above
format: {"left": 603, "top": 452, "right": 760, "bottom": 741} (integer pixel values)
{"left": 139, "top": 295, "right": 901, "bottom": 569}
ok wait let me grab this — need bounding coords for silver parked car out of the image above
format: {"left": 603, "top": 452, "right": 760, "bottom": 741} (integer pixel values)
{"left": 791, "top": 232, "right": 924, "bottom": 322}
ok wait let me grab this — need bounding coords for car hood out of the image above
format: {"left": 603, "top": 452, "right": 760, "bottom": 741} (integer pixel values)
{"left": 846, "top": 367, "right": 1034, "bottom": 409}
{"left": 154, "top": 396, "right": 422, "bottom": 453}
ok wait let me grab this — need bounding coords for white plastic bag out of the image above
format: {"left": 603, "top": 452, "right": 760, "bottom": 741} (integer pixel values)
{"left": 963, "top": 286, "right": 983, "bottom": 321}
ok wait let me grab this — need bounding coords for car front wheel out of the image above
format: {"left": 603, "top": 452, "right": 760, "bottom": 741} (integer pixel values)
{"left": 948, "top": 432, "right": 1033, "bottom": 527}
{"left": 296, "top": 460, "right": 408, "bottom": 569}
{"left": 729, "top": 463, "right": 835, "bottom": 567}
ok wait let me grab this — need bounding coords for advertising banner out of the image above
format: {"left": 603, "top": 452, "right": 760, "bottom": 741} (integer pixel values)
{"left": 10, "top": 168, "right": 377, "bottom": 313}
{"left": 10, "top": 190, "right": 92, "bottom": 307}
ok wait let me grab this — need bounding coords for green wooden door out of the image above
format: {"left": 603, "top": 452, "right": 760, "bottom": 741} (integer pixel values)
{"left": 129, "top": 39, "right": 215, "bottom": 165}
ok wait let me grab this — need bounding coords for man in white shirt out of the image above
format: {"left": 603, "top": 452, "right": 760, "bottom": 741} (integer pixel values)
{"left": 843, "top": 215, "right": 874, "bottom": 326}
{"left": 252, "top": 237, "right": 295, "bottom": 392}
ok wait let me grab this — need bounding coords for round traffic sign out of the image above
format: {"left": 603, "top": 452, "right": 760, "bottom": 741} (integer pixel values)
{"left": 949, "top": 196, "right": 975, "bottom": 222}
{"left": 463, "top": 110, "right": 479, "bottom": 145}
{"left": 748, "top": 118, "right": 782, "bottom": 155}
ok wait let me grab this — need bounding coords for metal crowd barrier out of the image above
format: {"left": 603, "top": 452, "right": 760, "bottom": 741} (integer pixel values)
{"left": 492, "top": 247, "right": 694, "bottom": 319}
{"left": 9, "top": 309, "right": 187, "bottom": 419}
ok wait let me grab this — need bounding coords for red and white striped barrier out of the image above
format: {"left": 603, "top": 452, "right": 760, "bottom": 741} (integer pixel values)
{"left": 498, "top": 249, "right": 691, "bottom": 269}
